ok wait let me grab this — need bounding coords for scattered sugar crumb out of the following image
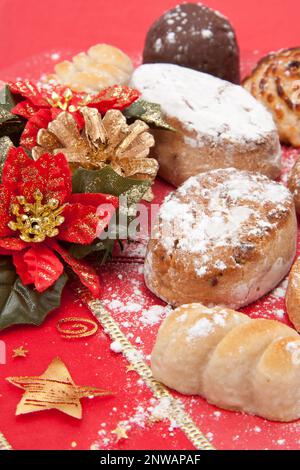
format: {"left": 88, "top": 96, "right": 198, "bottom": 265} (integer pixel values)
{"left": 277, "top": 439, "right": 286, "bottom": 446}
{"left": 110, "top": 341, "right": 123, "bottom": 353}
{"left": 140, "top": 305, "right": 171, "bottom": 326}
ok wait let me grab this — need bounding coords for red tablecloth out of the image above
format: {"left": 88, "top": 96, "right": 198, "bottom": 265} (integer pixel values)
{"left": 0, "top": 0, "right": 300, "bottom": 451}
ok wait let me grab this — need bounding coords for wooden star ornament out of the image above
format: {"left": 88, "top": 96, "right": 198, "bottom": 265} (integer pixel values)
{"left": 6, "top": 357, "right": 112, "bottom": 419}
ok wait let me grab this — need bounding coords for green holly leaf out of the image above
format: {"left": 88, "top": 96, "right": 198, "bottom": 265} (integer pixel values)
{"left": 72, "top": 165, "right": 150, "bottom": 205}
{"left": 0, "top": 85, "right": 16, "bottom": 123}
{"left": 123, "top": 99, "right": 176, "bottom": 132}
{"left": 0, "top": 136, "right": 13, "bottom": 181}
{"left": 0, "top": 257, "right": 68, "bottom": 331}
{"left": 0, "top": 85, "right": 25, "bottom": 142}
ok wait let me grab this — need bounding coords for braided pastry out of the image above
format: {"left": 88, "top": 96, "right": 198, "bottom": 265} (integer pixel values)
{"left": 243, "top": 48, "right": 300, "bottom": 147}
{"left": 151, "top": 304, "right": 300, "bottom": 421}
{"left": 48, "top": 44, "right": 133, "bottom": 93}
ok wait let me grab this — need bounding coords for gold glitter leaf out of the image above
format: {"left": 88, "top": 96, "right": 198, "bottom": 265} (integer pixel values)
{"left": 0, "top": 85, "right": 25, "bottom": 141}
{"left": 72, "top": 166, "right": 151, "bottom": 206}
{"left": 0, "top": 136, "right": 13, "bottom": 181}
{"left": 123, "top": 99, "right": 176, "bottom": 132}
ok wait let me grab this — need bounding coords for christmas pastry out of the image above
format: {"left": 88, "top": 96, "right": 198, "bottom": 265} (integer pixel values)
{"left": 151, "top": 304, "right": 300, "bottom": 422}
{"left": 287, "top": 156, "right": 300, "bottom": 213}
{"left": 286, "top": 257, "right": 300, "bottom": 332}
{"left": 130, "top": 64, "right": 281, "bottom": 187}
{"left": 143, "top": 3, "right": 240, "bottom": 84}
{"left": 47, "top": 44, "right": 133, "bottom": 93}
{"left": 144, "top": 168, "right": 296, "bottom": 309}
{"left": 243, "top": 48, "right": 300, "bottom": 147}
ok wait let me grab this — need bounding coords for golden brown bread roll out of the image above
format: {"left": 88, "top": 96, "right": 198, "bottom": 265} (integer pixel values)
{"left": 130, "top": 63, "right": 281, "bottom": 187}
{"left": 151, "top": 304, "right": 300, "bottom": 422}
{"left": 286, "top": 257, "right": 300, "bottom": 332}
{"left": 243, "top": 48, "right": 300, "bottom": 147}
{"left": 145, "top": 168, "right": 297, "bottom": 309}
{"left": 287, "top": 156, "right": 300, "bottom": 214}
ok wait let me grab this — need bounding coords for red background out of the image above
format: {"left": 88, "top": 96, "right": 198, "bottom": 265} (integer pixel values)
{"left": 0, "top": 0, "right": 300, "bottom": 451}
{"left": 0, "top": 0, "right": 300, "bottom": 73}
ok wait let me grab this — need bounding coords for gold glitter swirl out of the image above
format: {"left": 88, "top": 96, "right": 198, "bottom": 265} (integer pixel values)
{"left": 56, "top": 317, "right": 98, "bottom": 339}
{"left": 0, "top": 432, "right": 12, "bottom": 450}
{"left": 87, "top": 298, "right": 215, "bottom": 451}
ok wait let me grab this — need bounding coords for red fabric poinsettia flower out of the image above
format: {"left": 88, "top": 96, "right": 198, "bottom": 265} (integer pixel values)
{"left": 86, "top": 85, "right": 141, "bottom": 114}
{"left": 9, "top": 80, "right": 141, "bottom": 149}
{"left": 0, "top": 147, "right": 119, "bottom": 297}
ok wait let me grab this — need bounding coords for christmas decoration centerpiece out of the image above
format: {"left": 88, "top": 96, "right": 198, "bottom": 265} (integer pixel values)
{"left": 0, "top": 57, "right": 174, "bottom": 331}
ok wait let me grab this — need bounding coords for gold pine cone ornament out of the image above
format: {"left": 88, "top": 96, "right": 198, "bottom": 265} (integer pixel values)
{"left": 33, "top": 108, "right": 158, "bottom": 200}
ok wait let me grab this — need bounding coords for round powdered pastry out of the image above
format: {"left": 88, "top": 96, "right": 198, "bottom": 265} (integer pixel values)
{"left": 130, "top": 64, "right": 281, "bottom": 187}
{"left": 144, "top": 168, "right": 296, "bottom": 309}
{"left": 143, "top": 3, "right": 240, "bottom": 84}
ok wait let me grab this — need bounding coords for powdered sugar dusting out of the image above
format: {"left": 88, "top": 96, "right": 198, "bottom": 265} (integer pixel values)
{"left": 188, "top": 312, "right": 227, "bottom": 339}
{"left": 140, "top": 305, "right": 172, "bottom": 326}
{"left": 201, "top": 28, "right": 213, "bottom": 39}
{"left": 130, "top": 63, "right": 277, "bottom": 144}
{"left": 152, "top": 169, "right": 292, "bottom": 279}
{"left": 188, "top": 317, "right": 214, "bottom": 338}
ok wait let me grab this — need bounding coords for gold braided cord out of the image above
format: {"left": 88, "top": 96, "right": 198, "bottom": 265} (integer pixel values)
{"left": 88, "top": 299, "right": 215, "bottom": 451}
{"left": 0, "top": 431, "right": 12, "bottom": 450}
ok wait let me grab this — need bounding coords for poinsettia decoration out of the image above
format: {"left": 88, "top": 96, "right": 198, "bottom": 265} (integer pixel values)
{"left": 8, "top": 80, "right": 141, "bottom": 149}
{"left": 0, "top": 64, "right": 176, "bottom": 330}
{"left": 0, "top": 147, "right": 118, "bottom": 297}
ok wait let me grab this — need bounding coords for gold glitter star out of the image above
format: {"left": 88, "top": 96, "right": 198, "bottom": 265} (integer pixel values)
{"left": 111, "top": 424, "right": 129, "bottom": 442}
{"left": 12, "top": 346, "right": 28, "bottom": 358}
{"left": 126, "top": 364, "right": 136, "bottom": 373}
{"left": 6, "top": 357, "right": 112, "bottom": 419}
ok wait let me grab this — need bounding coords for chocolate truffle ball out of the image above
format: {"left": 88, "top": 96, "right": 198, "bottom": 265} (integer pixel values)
{"left": 143, "top": 3, "right": 240, "bottom": 84}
